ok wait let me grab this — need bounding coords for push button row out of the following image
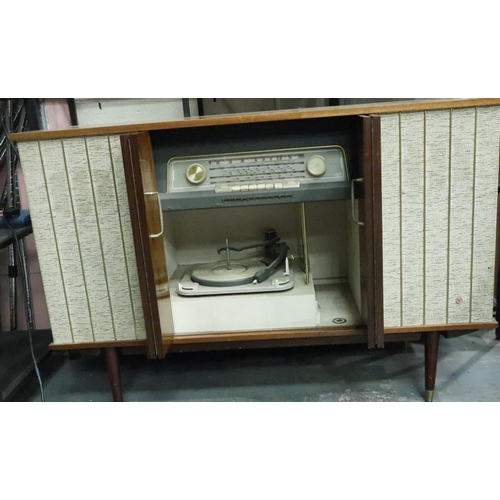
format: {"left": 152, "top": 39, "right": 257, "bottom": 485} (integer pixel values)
{"left": 215, "top": 181, "right": 301, "bottom": 194}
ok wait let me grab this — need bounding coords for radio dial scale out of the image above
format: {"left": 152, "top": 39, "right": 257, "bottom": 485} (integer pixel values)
{"left": 164, "top": 145, "right": 350, "bottom": 211}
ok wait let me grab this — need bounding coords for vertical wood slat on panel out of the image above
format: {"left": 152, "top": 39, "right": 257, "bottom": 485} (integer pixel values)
{"left": 424, "top": 110, "right": 451, "bottom": 325}
{"left": 18, "top": 142, "right": 74, "bottom": 345}
{"left": 380, "top": 114, "right": 402, "bottom": 327}
{"left": 400, "top": 112, "right": 425, "bottom": 326}
{"left": 471, "top": 107, "right": 500, "bottom": 322}
{"left": 447, "top": 108, "right": 476, "bottom": 323}
{"left": 19, "top": 136, "right": 147, "bottom": 345}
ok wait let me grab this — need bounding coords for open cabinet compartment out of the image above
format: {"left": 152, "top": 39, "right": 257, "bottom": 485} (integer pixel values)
{"left": 121, "top": 113, "right": 379, "bottom": 355}
{"left": 160, "top": 199, "right": 365, "bottom": 335}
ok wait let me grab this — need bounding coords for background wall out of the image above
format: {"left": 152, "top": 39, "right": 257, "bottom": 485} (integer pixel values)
{"left": 74, "top": 98, "right": 198, "bottom": 126}
{"left": 201, "top": 98, "right": 330, "bottom": 115}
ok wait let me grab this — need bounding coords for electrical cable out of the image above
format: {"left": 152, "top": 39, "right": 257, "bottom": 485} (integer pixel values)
{"left": 3, "top": 218, "right": 45, "bottom": 402}
{"left": 0, "top": 116, "right": 19, "bottom": 160}
{"left": 1, "top": 100, "right": 44, "bottom": 401}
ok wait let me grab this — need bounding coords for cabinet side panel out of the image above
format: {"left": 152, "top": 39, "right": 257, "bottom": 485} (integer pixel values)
{"left": 424, "top": 110, "right": 451, "bottom": 324}
{"left": 380, "top": 114, "right": 402, "bottom": 327}
{"left": 18, "top": 142, "right": 74, "bottom": 344}
{"left": 447, "top": 108, "right": 476, "bottom": 323}
{"left": 471, "top": 107, "right": 500, "bottom": 322}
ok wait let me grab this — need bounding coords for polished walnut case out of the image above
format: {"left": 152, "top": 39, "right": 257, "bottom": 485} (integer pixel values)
{"left": 12, "top": 99, "right": 500, "bottom": 401}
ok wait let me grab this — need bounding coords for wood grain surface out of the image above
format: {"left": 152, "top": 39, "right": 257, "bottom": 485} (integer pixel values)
{"left": 136, "top": 133, "right": 169, "bottom": 296}
{"left": 11, "top": 99, "right": 500, "bottom": 143}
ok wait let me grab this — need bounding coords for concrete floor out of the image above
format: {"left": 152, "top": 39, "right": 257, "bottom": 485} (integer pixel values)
{"left": 10, "top": 329, "right": 500, "bottom": 402}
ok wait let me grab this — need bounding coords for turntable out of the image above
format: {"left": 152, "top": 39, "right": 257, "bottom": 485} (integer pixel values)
{"left": 177, "top": 229, "right": 295, "bottom": 297}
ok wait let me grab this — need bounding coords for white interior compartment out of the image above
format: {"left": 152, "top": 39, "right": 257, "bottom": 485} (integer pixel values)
{"left": 161, "top": 200, "right": 364, "bottom": 336}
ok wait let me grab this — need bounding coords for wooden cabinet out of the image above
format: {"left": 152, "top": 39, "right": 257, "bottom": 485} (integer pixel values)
{"left": 11, "top": 99, "right": 500, "bottom": 402}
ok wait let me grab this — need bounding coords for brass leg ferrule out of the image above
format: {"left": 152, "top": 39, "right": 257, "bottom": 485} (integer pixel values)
{"left": 425, "top": 390, "right": 434, "bottom": 403}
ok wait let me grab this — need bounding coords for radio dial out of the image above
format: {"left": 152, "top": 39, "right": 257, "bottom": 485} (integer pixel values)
{"left": 306, "top": 155, "right": 327, "bottom": 177}
{"left": 186, "top": 163, "right": 207, "bottom": 185}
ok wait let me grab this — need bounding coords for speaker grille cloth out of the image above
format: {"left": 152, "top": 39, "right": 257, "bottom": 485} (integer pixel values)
{"left": 18, "top": 136, "right": 147, "bottom": 344}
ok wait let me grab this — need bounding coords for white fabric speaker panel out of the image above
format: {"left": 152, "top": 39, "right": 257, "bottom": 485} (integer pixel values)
{"left": 447, "top": 109, "right": 476, "bottom": 323}
{"left": 424, "top": 110, "right": 451, "bottom": 325}
{"left": 381, "top": 107, "right": 500, "bottom": 328}
{"left": 18, "top": 142, "right": 74, "bottom": 343}
{"left": 18, "top": 136, "right": 147, "bottom": 345}
{"left": 400, "top": 112, "right": 425, "bottom": 326}
{"left": 471, "top": 107, "right": 500, "bottom": 322}
{"left": 380, "top": 114, "right": 402, "bottom": 327}
{"left": 39, "top": 140, "right": 94, "bottom": 343}
{"left": 107, "top": 137, "right": 148, "bottom": 338}
{"left": 62, "top": 138, "right": 114, "bottom": 341}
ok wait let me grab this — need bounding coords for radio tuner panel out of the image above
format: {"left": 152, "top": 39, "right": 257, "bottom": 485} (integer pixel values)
{"left": 162, "top": 146, "right": 351, "bottom": 211}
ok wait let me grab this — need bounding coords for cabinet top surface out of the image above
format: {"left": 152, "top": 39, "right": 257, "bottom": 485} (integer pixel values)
{"left": 10, "top": 98, "right": 500, "bottom": 143}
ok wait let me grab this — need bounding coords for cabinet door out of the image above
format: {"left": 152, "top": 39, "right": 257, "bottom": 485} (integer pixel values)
{"left": 121, "top": 133, "right": 170, "bottom": 359}
{"left": 369, "top": 115, "right": 384, "bottom": 348}
{"left": 354, "top": 115, "right": 384, "bottom": 348}
{"left": 378, "top": 107, "right": 500, "bottom": 334}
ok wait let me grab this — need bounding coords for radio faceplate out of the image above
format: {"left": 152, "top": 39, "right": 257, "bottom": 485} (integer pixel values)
{"left": 162, "top": 146, "right": 350, "bottom": 211}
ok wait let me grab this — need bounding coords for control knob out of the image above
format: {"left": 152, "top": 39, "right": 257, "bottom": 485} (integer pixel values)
{"left": 186, "top": 163, "right": 207, "bottom": 185}
{"left": 306, "top": 155, "right": 327, "bottom": 177}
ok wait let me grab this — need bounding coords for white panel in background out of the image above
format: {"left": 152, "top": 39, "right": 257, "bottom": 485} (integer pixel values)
{"left": 447, "top": 108, "right": 476, "bottom": 323}
{"left": 380, "top": 114, "right": 402, "bottom": 327}
{"left": 424, "top": 110, "right": 451, "bottom": 325}
{"left": 18, "top": 142, "right": 73, "bottom": 344}
{"left": 201, "top": 99, "right": 329, "bottom": 116}
{"left": 346, "top": 202, "right": 362, "bottom": 314}
{"left": 400, "top": 112, "right": 425, "bottom": 326}
{"left": 74, "top": 98, "right": 185, "bottom": 126}
{"left": 305, "top": 201, "right": 348, "bottom": 280}
{"left": 471, "top": 107, "right": 500, "bottom": 322}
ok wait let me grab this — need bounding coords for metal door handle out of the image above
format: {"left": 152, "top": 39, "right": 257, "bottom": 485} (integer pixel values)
{"left": 351, "top": 178, "right": 365, "bottom": 226}
{"left": 144, "top": 191, "right": 164, "bottom": 238}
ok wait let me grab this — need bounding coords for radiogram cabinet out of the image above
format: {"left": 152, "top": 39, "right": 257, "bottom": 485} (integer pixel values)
{"left": 11, "top": 99, "right": 500, "bottom": 402}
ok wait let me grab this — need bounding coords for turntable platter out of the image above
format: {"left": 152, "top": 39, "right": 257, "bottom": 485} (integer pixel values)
{"left": 191, "top": 259, "right": 265, "bottom": 287}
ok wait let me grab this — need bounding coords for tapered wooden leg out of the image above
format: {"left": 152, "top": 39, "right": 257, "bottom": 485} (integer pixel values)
{"left": 424, "top": 332, "right": 440, "bottom": 402}
{"left": 105, "top": 347, "right": 123, "bottom": 402}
